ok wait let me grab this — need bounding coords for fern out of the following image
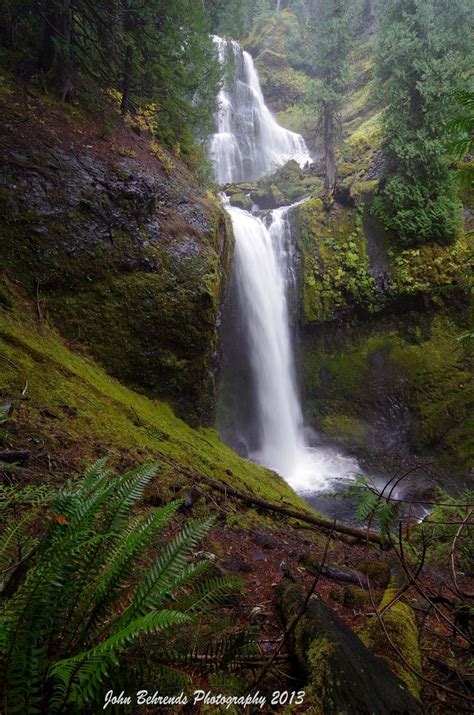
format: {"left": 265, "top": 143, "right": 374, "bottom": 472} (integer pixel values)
{"left": 0, "top": 460, "right": 244, "bottom": 713}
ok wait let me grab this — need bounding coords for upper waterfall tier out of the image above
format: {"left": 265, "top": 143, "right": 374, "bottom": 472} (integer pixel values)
{"left": 209, "top": 36, "right": 311, "bottom": 185}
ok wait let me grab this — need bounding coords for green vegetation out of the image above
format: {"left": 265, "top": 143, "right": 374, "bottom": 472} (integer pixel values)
{"left": 226, "top": 159, "right": 322, "bottom": 208}
{"left": 0, "top": 294, "right": 309, "bottom": 512}
{"left": 361, "top": 576, "right": 422, "bottom": 699}
{"left": 0, "top": 460, "right": 248, "bottom": 712}
{"left": 373, "top": 0, "right": 472, "bottom": 246}
{"left": 298, "top": 198, "right": 378, "bottom": 323}
{"left": 0, "top": 0, "right": 220, "bottom": 152}
{"left": 302, "top": 313, "right": 473, "bottom": 464}
{"left": 306, "top": 0, "right": 351, "bottom": 192}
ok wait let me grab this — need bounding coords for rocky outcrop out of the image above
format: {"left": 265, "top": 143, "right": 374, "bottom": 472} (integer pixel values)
{"left": 295, "top": 195, "right": 473, "bottom": 471}
{"left": 0, "top": 130, "right": 233, "bottom": 426}
{"left": 276, "top": 579, "right": 421, "bottom": 714}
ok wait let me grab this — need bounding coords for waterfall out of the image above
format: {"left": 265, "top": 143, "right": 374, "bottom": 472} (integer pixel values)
{"left": 212, "top": 38, "right": 358, "bottom": 493}
{"left": 209, "top": 36, "right": 310, "bottom": 184}
{"left": 228, "top": 203, "right": 304, "bottom": 477}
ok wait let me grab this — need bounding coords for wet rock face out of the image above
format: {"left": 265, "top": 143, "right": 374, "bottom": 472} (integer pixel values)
{"left": 0, "top": 147, "right": 233, "bottom": 425}
{"left": 301, "top": 309, "right": 473, "bottom": 473}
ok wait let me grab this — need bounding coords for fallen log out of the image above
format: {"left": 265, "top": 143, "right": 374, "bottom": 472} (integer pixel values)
{"left": 151, "top": 448, "right": 383, "bottom": 545}
{"left": 0, "top": 450, "right": 31, "bottom": 464}
{"left": 322, "top": 564, "right": 369, "bottom": 588}
{"left": 197, "top": 475, "right": 383, "bottom": 545}
{"left": 275, "top": 578, "right": 421, "bottom": 713}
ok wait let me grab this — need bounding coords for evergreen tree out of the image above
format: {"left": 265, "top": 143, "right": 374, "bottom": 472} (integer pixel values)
{"left": 373, "top": 0, "right": 472, "bottom": 246}
{"left": 0, "top": 0, "right": 221, "bottom": 151}
{"left": 307, "top": 0, "right": 350, "bottom": 193}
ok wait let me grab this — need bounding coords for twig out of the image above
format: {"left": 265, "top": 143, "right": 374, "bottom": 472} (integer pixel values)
{"left": 450, "top": 509, "right": 473, "bottom": 600}
{"left": 251, "top": 521, "right": 335, "bottom": 689}
{"left": 366, "top": 571, "right": 474, "bottom": 707}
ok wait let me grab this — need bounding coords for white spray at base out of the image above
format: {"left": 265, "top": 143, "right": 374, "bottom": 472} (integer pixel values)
{"left": 212, "top": 39, "right": 358, "bottom": 493}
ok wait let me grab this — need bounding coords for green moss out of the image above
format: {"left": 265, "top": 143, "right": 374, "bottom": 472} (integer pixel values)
{"left": 343, "top": 587, "right": 372, "bottom": 608}
{"left": 0, "top": 299, "right": 311, "bottom": 517}
{"left": 276, "top": 104, "right": 315, "bottom": 136}
{"left": 302, "top": 313, "right": 473, "bottom": 465}
{"left": 228, "top": 161, "right": 322, "bottom": 208}
{"left": 321, "top": 414, "right": 368, "bottom": 448}
{"left": 255, "top": 50, "right": 309, "bottom": 109}
{"left": 0, "top": 156, "right": 233, "bottom": 425}
{"left": 245, "top": 9, "right": 299, "bottom": 58}
{"left": 356, "top": 561, "right": 391, "bottom": 589}
{"left": 306, "top": 637, "right": 336, "bottom": 712}
{"left": 298, "top": 199, "right": 378, "bottom": 324}
{"left": 387, "top": 316, "right": 473, "bottom": 456}
{"left": 228, "top": 192, "right": 252, "bottom": 210}
{"left": 387, "top": 233, "right": 470, "bottom": 297}
{"left": 360, "top": 576, "right": 422, "bottom": 699}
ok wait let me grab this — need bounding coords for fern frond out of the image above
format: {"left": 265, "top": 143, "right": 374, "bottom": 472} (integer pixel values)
{"left": 51, "top": 610, "right": 191, "bottom": 704}
{"left": 354, "top": 489, "right": 379, "bottom": 523}
{"left": 102, "top": 463, "right": 160, "bottom": 534}
{"left": 72, "top": 501, "right": 181, "bottom": 646}
{"left": 0, "top": 509, "right": 39, "bottom": 580}
{"left": 119, "top": 516, "right": 214, "bottom": 624}
{"left": 181, "top": 576, "right": 243, "bottom": 613}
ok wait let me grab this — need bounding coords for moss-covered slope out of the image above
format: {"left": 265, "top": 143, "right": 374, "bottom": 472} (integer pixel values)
{"left": 0, "top": 75, "right": 232, "bottom": 426}
{"left": 0, "top": 289, "right": 309, "bottom": 513}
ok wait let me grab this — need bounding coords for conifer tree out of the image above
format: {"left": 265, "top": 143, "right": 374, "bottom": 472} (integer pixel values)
{"left": 373, "top": 0, "right": 472, "bottom": 246}
{"left": 308, "top": 0, "right": 350, "bottom": 193}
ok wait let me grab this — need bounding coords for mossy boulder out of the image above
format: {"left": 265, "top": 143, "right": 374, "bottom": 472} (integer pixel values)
{"left": 0, "top": 141, "right": 233, "bottom": 426}
{"left": 240, "top": 160, "right": 322, "bottom": 208}
{"left": 360, "top": 575, "right": 422, "bottom": 699}
{"left": 227, "top": 191, "right": 252, "bottom": 210}
{"left": 249, "top": 183, "right": 284, "bottom": 209}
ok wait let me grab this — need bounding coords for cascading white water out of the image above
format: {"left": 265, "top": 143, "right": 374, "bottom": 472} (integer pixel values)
{"left": 228, "top": 203, "right": 303, "bottom": 477}
{"left": 212, "top": 38, "right": 358, "bottom": 493}
{"left": 209, "top": 36, "right": 310, "bottom": 184}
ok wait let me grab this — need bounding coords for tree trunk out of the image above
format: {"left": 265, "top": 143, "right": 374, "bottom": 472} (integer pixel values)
{"left": 323, "top": 106, "right": 336, "bottom": 192}
{"left": 39, "top": 0, "right": 74, "bottom": 101}
{"left": 120, "top": 43, "right": 133, "bottom": 115}
{"left": 39, "top": 2, "right": 57, "bottom": 74}
{"left": 58, "top": 0, "right": 74, "bottom": 101}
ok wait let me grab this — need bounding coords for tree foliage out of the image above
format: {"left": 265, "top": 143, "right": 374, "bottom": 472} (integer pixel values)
{"left": 373, "top": 0, "right": 473, "bottom": 246}
{"left": 306, "top": 0, "right": 351, "bottom": 192}
{"left": 0, "top": 0, "right": 221, "bottom": 150}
